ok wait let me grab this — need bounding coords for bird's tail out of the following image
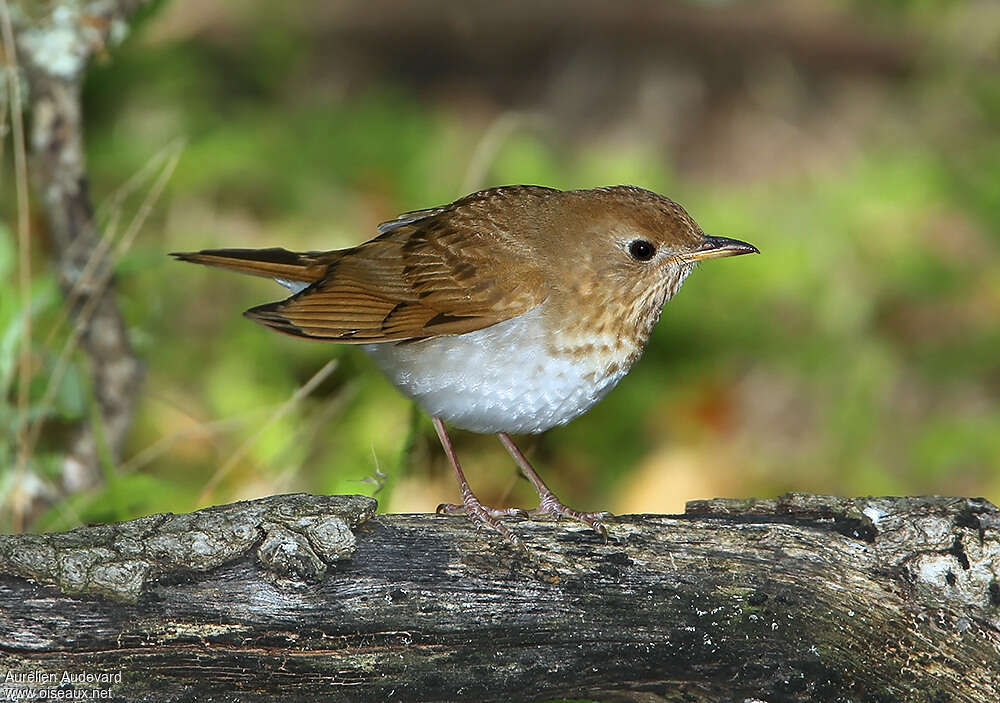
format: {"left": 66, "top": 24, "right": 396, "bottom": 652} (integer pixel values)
{"left": 170, "top": 248, "right": 329, "bottom": 283}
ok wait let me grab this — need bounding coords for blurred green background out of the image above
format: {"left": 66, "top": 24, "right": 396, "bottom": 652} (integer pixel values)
{"left": 3, "top": 0, "right": 999, "bottom": 532}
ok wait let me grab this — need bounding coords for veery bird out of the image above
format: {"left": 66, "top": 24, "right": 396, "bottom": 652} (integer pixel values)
{"left": 173, "top": 185, "right": 758, "bottom": 545}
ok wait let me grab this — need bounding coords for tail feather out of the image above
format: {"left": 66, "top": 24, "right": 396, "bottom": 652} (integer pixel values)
{"left": 170, "top": 248, "right": 329, "bottom": 282}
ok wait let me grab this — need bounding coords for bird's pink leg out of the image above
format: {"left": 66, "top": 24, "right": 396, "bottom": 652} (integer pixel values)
{"left": 432, "top": 417, "right": 526, "bottom": 546}
{"left": 497, "top": 432, "right": 612, "bottom": 537}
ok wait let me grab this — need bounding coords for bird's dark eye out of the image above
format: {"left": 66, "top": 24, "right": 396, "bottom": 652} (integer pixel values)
{"left": 628, "top": 239, "right": 656, "bottom": 262}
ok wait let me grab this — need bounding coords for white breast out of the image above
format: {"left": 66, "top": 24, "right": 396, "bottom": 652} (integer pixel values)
{"left": 361, "top": 307, "right": 634, "bottom": 434}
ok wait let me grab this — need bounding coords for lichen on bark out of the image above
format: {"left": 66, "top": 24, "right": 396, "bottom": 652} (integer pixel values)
{"left": 0, "top": 494, "right": 377, "bottom": 602}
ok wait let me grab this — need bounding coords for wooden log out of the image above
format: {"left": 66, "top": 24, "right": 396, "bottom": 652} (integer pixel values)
{"left": 1, "top": 493, "right": 997, "bottom": 702}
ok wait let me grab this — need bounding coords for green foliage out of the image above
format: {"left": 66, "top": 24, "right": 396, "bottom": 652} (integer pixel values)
{"left": 4, "top": 1, "right": 998, "bottom": 530}
{"left": 0, "top": 224, "right": 97, "bottom": 530}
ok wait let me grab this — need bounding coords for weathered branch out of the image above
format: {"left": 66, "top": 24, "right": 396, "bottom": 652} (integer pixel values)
{"left": 1, "top": 493, "right": 998, "bottom": 702}
{"left": 11, "top": 0, "right": 150, "bottom": 497}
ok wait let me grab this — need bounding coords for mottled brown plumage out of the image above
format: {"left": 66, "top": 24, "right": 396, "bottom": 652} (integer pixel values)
{"left": 173, "top": 185, "right": 758, "bottom": 545}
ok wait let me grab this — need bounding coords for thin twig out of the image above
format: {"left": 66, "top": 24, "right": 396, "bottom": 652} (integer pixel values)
{"left": 22, "top": 143, "right": 185, "bottom": 463}
{"left": 198, "top": 359, "right": 340, "bottom": 503}
{"left": 461, "top": 112, "right": 541, "bottom": 193}
{"left": 269, "top": 380, "right": 360, "bottom": 495}
{"left": 95, "top": 143, "right": 175, "bottom": 223}
{"left": 42, "top": 142, "right": 177, "bottom": 350}
{"left": 2, "top": 0, "right": 33, "bottom": 533}
{"left": 0, "top": 47, "right": 9, "bottom": 175}
{"left": 117, "top": 412, "right": 263, "bottom": 476}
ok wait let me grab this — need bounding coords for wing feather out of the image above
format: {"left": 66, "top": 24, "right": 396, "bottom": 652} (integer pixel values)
{"left": 244, "top": 199, "right": 548, "bottom": 343}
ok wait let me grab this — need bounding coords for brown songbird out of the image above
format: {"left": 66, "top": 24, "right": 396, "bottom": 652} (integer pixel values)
{"left": 173, "top": 185, "right": 758, "bottom": 544}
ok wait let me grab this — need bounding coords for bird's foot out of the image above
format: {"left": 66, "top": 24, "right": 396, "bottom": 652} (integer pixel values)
{"left": 532, "top": 494, "right": 613, "bottom": 538}
{"left": 437, "top": 497, "right": 528, "bottom": 547}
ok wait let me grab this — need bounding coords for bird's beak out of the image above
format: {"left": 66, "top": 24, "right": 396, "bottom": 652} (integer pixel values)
{"left": 685, "top": 235, "right": 760, "bottom": 262}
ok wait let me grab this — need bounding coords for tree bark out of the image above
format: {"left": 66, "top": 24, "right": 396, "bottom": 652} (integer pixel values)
{"left": 1, "top": 493, "right": 997, "bottom": 702}
{"left": 11, "top": 0, "right": 150, "bottom": 500}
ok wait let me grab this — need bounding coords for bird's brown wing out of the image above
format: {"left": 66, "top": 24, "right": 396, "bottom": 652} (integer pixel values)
{"left": 243, "top": 216, "right": 546, "bottom": 343}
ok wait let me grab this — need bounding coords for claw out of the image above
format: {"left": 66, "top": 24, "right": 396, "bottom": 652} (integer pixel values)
{"left": 437, "top": 497, "right": 526, "bottom": 547}
{"left": 533, "top": 496, "right": 613, "bottom": 538}
{"left": 496, "top": 431, "right": 613, "bottom": 540}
